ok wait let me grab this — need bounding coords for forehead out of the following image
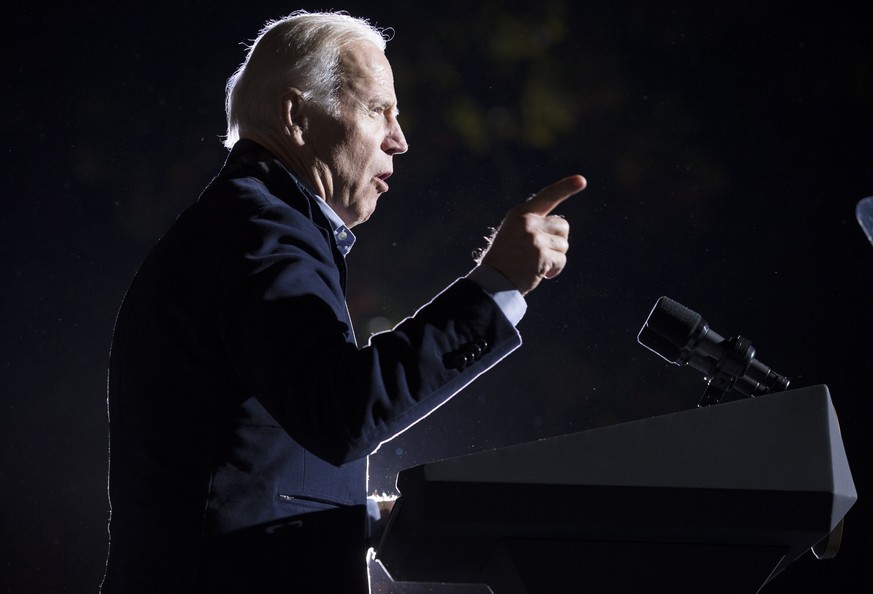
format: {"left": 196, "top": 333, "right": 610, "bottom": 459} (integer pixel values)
{"left": 338, "top": 41, "right": 395, "bottom": 100}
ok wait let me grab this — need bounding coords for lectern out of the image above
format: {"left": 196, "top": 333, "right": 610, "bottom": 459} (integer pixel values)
{"left": 375, "top": 385, "right": 856, "bottom": 593}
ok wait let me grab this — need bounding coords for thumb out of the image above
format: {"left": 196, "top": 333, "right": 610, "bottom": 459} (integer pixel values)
{"left": 519, "top": 175, "right": 587, "bottom": 216}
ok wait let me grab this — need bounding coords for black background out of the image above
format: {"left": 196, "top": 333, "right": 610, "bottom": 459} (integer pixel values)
{"left": 2, "top": 1, "right": 871, "bottom": 592}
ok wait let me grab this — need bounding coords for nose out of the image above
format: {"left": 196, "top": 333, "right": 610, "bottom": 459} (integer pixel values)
{"left": 383, "top": 121, "right": 408, "bottom": 156}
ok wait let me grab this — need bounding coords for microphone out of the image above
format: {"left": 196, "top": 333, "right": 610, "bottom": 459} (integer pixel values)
{"left": 638, "top": 296, "right": 790, "bottom": 406}
{"left": 857, "top": 196, "right": 873, "bottom": 247}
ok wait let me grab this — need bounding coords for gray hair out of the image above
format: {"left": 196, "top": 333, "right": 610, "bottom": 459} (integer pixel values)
{"left": 223, "top": 10, "right": 389, "bottom": 148}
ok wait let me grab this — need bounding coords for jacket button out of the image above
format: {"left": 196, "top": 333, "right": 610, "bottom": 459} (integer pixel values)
{"left": 444, "top": 339, "right": 489, "bottom": 369}
{"left": 459, "top": 352, "right": 474, "bottom": 367}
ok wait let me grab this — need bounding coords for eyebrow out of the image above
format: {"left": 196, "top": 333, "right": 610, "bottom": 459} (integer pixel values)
{"left": 370, "top": 98, "right": 400, "bottom": 116}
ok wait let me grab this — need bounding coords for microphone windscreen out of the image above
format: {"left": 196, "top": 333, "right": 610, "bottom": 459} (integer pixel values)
{"left": 638, "top": 297, "right": 706, "bottom": 364}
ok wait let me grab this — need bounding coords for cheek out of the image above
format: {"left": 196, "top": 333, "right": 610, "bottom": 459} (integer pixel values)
{"left": 345, "top": 146, "right": 376, "bottom": 181}
{"left": 329, "top": 126, "right": 382, "bottom": 187}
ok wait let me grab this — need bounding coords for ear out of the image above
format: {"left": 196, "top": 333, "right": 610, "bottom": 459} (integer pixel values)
{"left": 281, "top": 87, "right": 307, "bottom": 145}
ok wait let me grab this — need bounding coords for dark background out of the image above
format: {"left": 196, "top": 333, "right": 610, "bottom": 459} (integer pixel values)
{"left": 2, "top": 1, "right": 871, "bottom": 592}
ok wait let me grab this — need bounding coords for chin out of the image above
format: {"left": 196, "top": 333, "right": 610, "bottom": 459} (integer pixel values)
{"left": 352, "top": 212, "right": 373, "bottom": 227}
{"left": 354, "top": 203, "right": 379, "bottom": 227}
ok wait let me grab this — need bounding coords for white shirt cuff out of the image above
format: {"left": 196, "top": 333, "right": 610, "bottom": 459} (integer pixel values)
{"left": 466, "top": 264, "right": 527, "bottom": 326}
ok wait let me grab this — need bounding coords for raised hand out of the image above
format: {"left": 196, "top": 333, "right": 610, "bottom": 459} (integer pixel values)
{"left": 480, "top": 175, "right": 586, "bottom": 295}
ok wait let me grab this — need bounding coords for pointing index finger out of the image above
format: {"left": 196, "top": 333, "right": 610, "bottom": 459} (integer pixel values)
{"left": 520, "top": 175, "right": 587, "bottom": 216}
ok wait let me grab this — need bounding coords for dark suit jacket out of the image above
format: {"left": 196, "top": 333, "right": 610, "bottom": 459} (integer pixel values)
{"left": 101, "top": 140, "right": 521, "bottom": 592}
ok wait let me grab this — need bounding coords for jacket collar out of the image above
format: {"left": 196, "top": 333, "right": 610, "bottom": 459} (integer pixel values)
{"left": 220, "top": 139, "right": 350, "bottom": 293}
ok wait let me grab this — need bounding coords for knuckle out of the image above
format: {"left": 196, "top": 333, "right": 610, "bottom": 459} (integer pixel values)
{"left": 520, "top": 212, "right": 538, "bottom": 230}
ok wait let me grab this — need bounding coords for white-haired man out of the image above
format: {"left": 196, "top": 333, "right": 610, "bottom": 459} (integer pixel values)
{"left": 101, "top": 10, "right": 585, "bottom": 594}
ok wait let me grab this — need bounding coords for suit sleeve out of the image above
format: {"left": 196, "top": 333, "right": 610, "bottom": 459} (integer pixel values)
{"left": 221, "top": 194, "right": 522, "bottom": 467}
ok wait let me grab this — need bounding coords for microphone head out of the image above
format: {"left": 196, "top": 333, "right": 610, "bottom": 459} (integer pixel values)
{"left": 637, "top": 296, "right": 707, "bottom": 364}
{"left": 857, "top": 196, "right": 873, "bottom": 247}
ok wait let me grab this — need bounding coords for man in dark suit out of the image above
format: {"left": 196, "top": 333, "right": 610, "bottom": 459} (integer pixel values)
{"left": 100, "top": 10, "right": 585, "bottom": 594}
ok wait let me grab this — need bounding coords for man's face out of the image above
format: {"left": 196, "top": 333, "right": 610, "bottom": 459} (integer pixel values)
{"left": 305, "top": 41, "right": 408, "bottom": 228}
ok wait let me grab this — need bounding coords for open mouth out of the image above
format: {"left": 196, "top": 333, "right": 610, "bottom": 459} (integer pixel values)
{"left": 374, "top": 172, "right": 392, "bottom": 192}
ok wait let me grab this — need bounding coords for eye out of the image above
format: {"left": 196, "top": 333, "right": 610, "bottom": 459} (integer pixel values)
{"left": 367, "top": 103, "right": 399, "bottom": 122}
{"left": 370, "top": 104, "right": 398, "bottom": 118}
